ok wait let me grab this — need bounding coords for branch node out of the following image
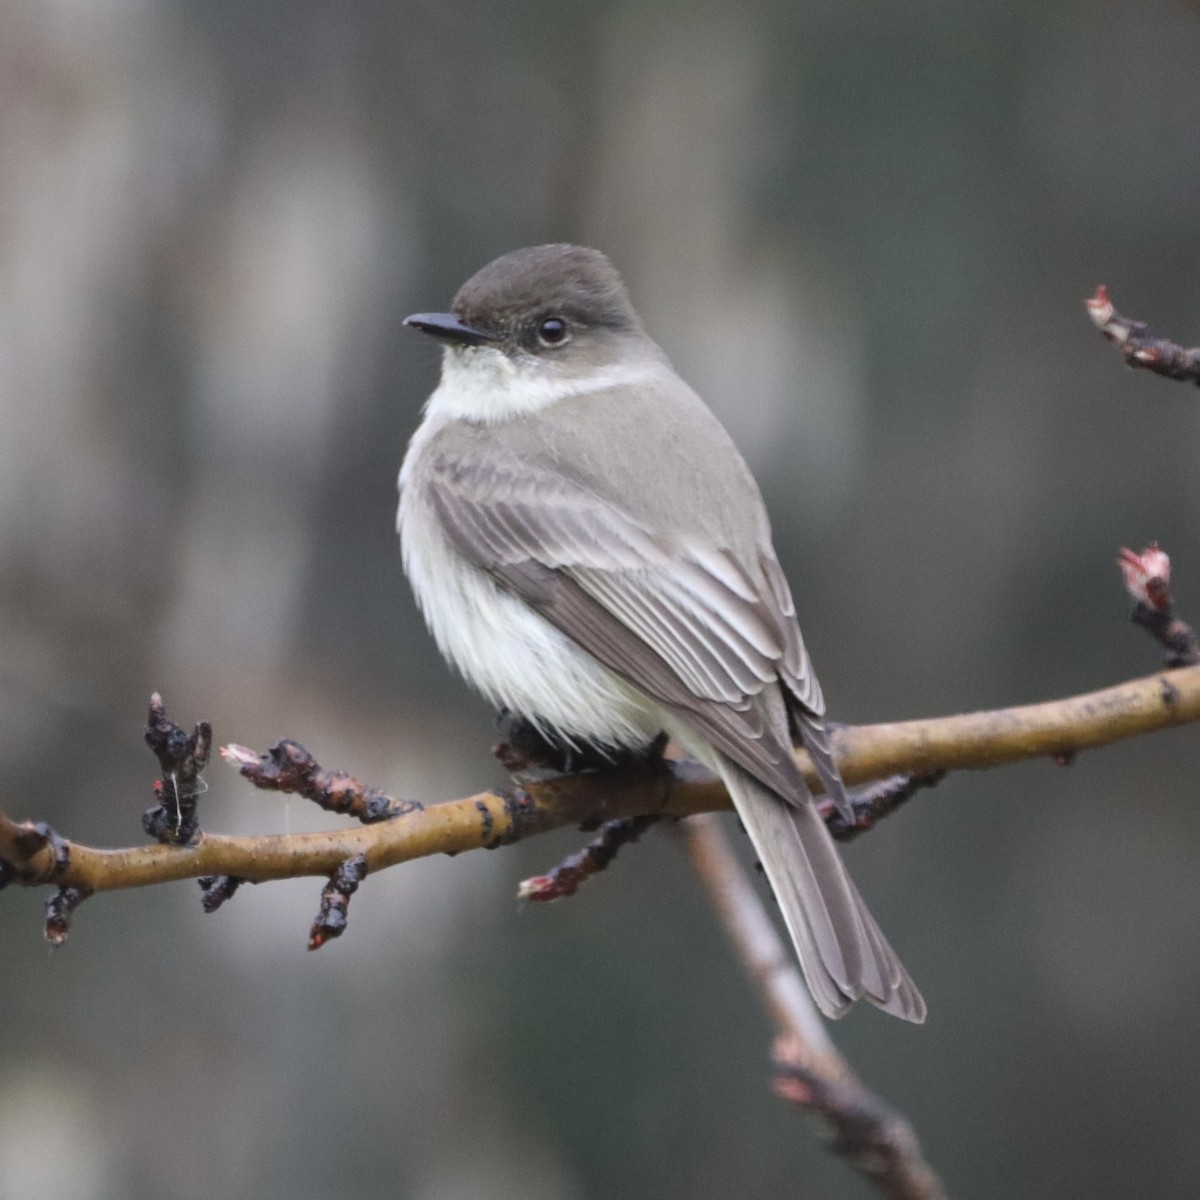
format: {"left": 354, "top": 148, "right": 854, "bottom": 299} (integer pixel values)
{"left": 2, "top": 821, "right": 73, "bottom": 885}
{"left": 308, "top": 854, "right": 369, "bottom": 950}
{"left": 489, "top": 786, "right": 549, "bottom": 848}
{"left": 31, "top": 822, "right": 71, "bottom": 876}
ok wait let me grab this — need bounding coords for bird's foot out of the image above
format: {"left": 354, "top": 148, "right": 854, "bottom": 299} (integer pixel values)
{"left": 493, "top": 713, "right": 668, "bottom": 780}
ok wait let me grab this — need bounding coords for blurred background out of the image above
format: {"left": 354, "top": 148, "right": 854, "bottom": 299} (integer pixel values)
{"left": 2, "top": 0, "right": 1200, "bottom": 1196}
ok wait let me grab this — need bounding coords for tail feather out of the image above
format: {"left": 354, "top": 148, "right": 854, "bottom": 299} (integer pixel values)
{"left": 852, "top": 878, "right": 926, "bottom": 1021}
{"left": 722, "top": 762, "right": 925, "bottom": 1024}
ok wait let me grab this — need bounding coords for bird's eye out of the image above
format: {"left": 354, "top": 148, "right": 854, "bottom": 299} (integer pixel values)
{"left": 536, "top": 316, "right": 569, "bottom": 347}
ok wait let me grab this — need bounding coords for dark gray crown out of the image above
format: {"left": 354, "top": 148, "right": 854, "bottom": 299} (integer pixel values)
{"left": 452, "top": 245, "right": 642, "bottom": 339}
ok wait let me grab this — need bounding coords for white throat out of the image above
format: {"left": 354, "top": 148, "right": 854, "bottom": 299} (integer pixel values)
{"left": 423, "top": 346, "right": 662, "bottom": 424}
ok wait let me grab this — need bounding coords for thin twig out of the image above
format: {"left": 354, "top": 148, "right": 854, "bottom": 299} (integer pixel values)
{"left": 518, "top": 769, "right": 944, "bottom": 903}
{"left": 1118, "top": 544, "right": 1200, "bottom": 667}
{"left": 44, "top": 885, "right": 94, "bottom": 947}
{"left": 518, "top": 815, "right": 662, "bottom": 901}
{"left": 1086, "top": 286, "right": 1200, "bottom": 386}
{"left": 223, "top": 740, "right": 423, "bottom": 823}
{"left": 308, "top": 853, "right": 369, "bottom": 950}
{"left": 143, "top": 693, "right": 211, "bottom": 845}
{"left": 684, "top": 815, "right": 946, "bottom": 1200}
{"left": 817, "top": 770, "right": 945, "bottom": 842}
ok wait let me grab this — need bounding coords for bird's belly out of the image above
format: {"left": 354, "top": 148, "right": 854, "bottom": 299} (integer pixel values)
{"left": 399, "top": 494, "right": 660, "bottom": 750}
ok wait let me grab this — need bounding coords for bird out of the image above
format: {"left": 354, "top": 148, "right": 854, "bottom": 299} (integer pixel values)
{"left": 398, "top": 244, "right": 924, "bottom": 1022}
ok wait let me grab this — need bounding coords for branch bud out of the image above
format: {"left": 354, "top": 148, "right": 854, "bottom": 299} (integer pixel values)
{"left": 1118, "top": 543, "right": 1171, "bottom": 611}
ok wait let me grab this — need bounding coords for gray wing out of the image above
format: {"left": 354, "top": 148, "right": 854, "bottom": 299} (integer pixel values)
{"left": 426, "top": 445, "right": 846, "bottom": 808}
{"left": 758, "top": 553, "right": 849, "bottom": 814}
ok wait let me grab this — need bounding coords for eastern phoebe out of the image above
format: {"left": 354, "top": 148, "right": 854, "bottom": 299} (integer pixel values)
{"left": 399, "top": 245, "right": 923, "bottom": 1022}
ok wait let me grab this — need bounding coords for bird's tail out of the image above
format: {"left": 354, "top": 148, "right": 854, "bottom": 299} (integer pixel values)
{"left": 721, "top": 763, "right": 925, "bottom": 1023}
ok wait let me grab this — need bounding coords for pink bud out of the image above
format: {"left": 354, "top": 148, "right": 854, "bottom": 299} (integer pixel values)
{"left": 1086, "top": 285, "right": 1114, "bottom": 328}
{"left": 517, "top": 874, "right": 559, "bottom": 902}
{"left": 1118, "top": 543, "right": 1171, "bottom": 610}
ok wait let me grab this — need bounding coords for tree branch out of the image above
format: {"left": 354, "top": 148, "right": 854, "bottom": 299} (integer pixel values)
{"left": 685, "top": 815, "right": 946, "bottom": 1200}
{"left": 2, "top": 664, "right": 1198, "bottom": 906}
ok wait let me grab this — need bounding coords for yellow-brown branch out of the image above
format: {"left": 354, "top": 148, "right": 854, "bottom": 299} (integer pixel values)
{"left": 2, "top": 665, "right": 1198, "bottom": 894}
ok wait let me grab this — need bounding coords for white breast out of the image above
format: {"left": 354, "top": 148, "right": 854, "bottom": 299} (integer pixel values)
{"left": 397, "top": 419, "right": 659, "bottom": 750}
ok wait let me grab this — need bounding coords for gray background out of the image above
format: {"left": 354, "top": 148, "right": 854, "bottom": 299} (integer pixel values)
{"left": 3, "top": 1, "right": 1200, "bottom": 1197}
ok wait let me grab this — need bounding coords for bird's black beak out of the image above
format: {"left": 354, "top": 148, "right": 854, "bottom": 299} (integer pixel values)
{"left": 403, "top": 312, "right": 496, "bottom": 347}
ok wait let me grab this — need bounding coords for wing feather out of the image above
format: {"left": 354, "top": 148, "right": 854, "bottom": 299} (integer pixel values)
{"left": 427, "top": 449, "right": 829, "bottom": 803}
